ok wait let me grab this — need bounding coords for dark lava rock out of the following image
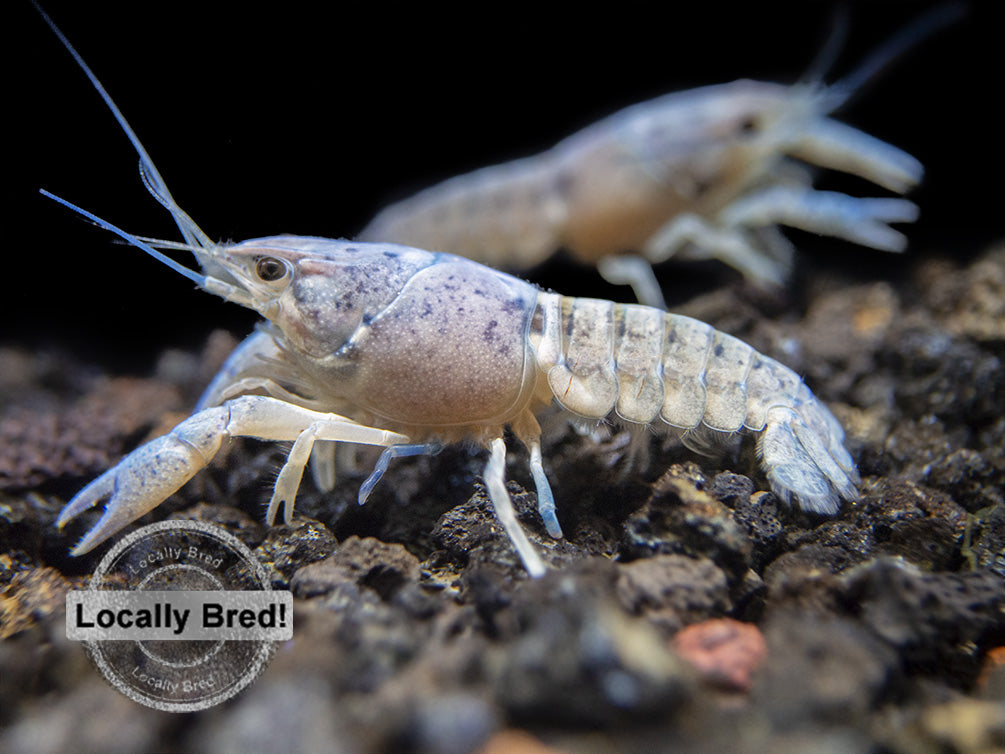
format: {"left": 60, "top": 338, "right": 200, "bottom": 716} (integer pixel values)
{"left": 489, "top": 563, "right": 695, "bottom": 725}
{"left": 767, "top": 477, "right": 969, "bottom": 583}
{"left": 754, "top": 610, "right": 900, "bottom": 727}
{"left": 724, "top": 491, "right": 787, "bottom": 569}
{"left": 708, "top": 471, "right": 756, "bottom": 507}
{"left": 189, "top": 677, "right": 360, "bottom": 754}
{"left": 254, "top": 517, "right": 337, "bottom": 587}
{"left": 840, "top": 558, "right": 1005, "bottom": 685}
{"left": 886, "top": 324, "right": 1003, "bottom": 424}
{"left": 0, "top": 680, "right": 169, "bottom": 754}
{"left": 167, "top": 502, "right": 265, "bottom": 550}
{"left": 925, "top": 447, "right": 1005, "bottom": 513}
{"left": 0, "top": 376, "right": 181, "bottom": 491}
{"left": 395, "top": 693, "right": 501, "bottom": 754}
{"left": 432, "top": 481, "right": 596, "bottom": 575}
{"left": 621, "top": 464, "right": 752, "bottom": 583}
{"left": 963, "top": 503, "right": 1005, "bottom": 577}
{"left": 290, "top": 535, "right": 437, "bottom": 618}
{"left": 615, "top": 554, "right": 731, "bottom": 635}
{"left": 765, "top": 555, "right": 1005, "bottom": 692}
{"left": 433, "top": 482, "right": 544, "bottom": 574}
{"left": 915, "top": 245, "right": 1005, "bottom": 343}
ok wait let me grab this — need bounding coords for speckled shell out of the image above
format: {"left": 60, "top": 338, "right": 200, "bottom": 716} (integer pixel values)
{"left": 528, "top": 294, "right": 804, "bottom": 434}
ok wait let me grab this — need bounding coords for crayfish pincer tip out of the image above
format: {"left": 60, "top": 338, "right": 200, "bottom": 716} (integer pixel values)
{"left": 70, "top": 530, "right": 105, "bottom": 557}
{"left": 56, "top": 470, "right": 115, "bottom": 531}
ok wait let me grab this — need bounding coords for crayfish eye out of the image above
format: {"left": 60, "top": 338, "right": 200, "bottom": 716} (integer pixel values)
{"left": 255, "top": 256, "right": 287, "bottom": 282}
{"left": 736, "top": 115, "right": 759, "bottom": 135}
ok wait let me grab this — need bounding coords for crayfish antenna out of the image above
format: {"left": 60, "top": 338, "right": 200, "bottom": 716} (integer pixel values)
{"left": 32, "top": 1, "right": 214, "bottom": 257}
{"left": 39, "top": 190, "right": 207, "bottom": 288}
{"left": 39, "top": 190, "right": 252, "bottom": 306}
{"left": 823, "top": 3, "right": 967, "bottom": 112}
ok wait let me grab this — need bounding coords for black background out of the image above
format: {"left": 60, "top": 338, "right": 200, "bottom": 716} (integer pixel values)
{"left": 9, "top": 1, "right": 999, "bottom": 366}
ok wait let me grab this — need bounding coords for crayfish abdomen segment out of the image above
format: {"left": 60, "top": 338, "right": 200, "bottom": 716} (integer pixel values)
{"left": 528, "top": 294, "right": 858, "bottom": 511}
